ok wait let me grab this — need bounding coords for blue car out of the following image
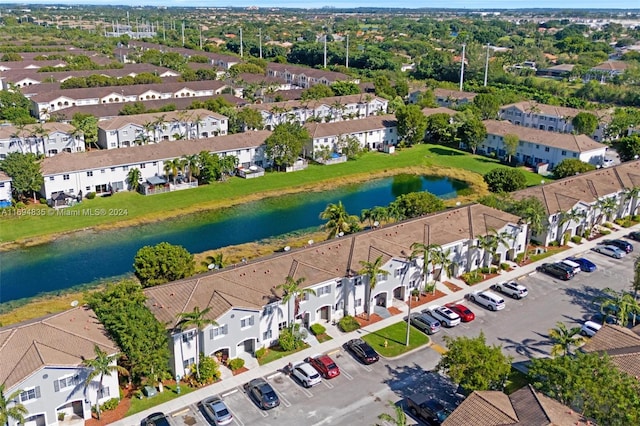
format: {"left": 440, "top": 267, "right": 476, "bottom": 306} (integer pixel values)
{"left": 565, "top": 256, "right": 597, "bottom": 272}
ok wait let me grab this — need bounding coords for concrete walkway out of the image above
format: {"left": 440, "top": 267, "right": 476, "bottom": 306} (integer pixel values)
{"left": 111, "top": 225, "right": 636, "bottom": 426}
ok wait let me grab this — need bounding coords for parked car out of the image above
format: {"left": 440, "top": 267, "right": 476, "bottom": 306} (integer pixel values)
{"left": 603, "top": 239, "right": 634, "bottom": 253}
{"left": 306, "top": 355, "right": 340, "bottom": 379}
{"left": 406, "top": 393, "right": 451, "bottom": 425}
{"left": 445, "top": 303, "right": 475, "bottom": 322}
{"left": 592, "top": 245, "right": 626, "bottom": 259}
{"left": 560, "top": 259, "right": 582, "bottom": 275}
{"left": 580, "top": 321, "right": 602, "bottom": 337}
{"left": 468, "top": 290, "right": 505, "bottom": 311}
{"left": 243, "top": 378, "right": 280, "bottom": 410}
{"left": 408, "top": 312, "right": 441, "bottom": 334}
{"left": 536, "top": 263, "right": 575, "bottom": 280}
{"left": 565, "top": 256, "right": 597, "bottom": 272}
{"left": 590, "top": 313, "right": 618, "bottom": 325}
{"left": 291, "top": 361, "right": 322, "bottom": 388}
{"left": 491, "top": 281, "right": 528, "bottom": 299}
{"left": 626, "top": 231, "right": 640, "bottom": 241}
{"left": 201, "top": 396, "right": 233, "bottom": 426}
{"left": 425, "top": 306, "right": 461, "bottom": 327}
{"left": 141, "top": 413, "right": 170, "bottom": 426}
{"left": 345, "top": 338, "right": 379, "bottom": 364}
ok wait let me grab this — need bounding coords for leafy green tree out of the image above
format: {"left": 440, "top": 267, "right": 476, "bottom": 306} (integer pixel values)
{"left": 265, "top": 122, "right": 309, "bottom": 171}
{"left": 599, "top": 288, "right": 640, "bottom": 327}
{"left": 119, "top": 101, "right": 147, "bottom": 116}
{"left": 437, "top": 332, "right": 512, "bottom": 392}
{"left": 336, "top": 135, "right": 363, "bottom": 159}
{"left": 70, "top": 112, "right": 98, "bottom": 149}
{"left": 330, "top": 81, "right": 360, "bottom": 96}
{"left": 425, "top": 113, "right": 456, "bottom": 146}
{"left": 390, "top": 191, "right": 445, "bottom": 219}
{"left": 83, "top": 345, "right": 128, "bottom": 420}
{"left": 553, "top": 158, "right": 596, "bottom": 179}
{"left": 374, "top": 75, "right": 396, "bottom": 99}
{"left": 237, "top": 108, "right": 264, "bottom": 130}
{"left": 396, "top": 104, "right": 428, "bottom": 146}
{"left": 0, "top": 384, "right": 28, "bottom": 426}
{"left": 126, "top": 168, "right": 142, "bottom": 192}
{"left": 454, "top": 110, "right": 487, "bottom": 154}
{"left": 528, "top": 352, "right": 640, "bottom": 425}
{"left": 301, "top": 84, "right": 334, "bottom": 101}
{"left": 378, "top": 401, "right": 407, "bottom": 426}
{"left": 0, "top": 89, "right": 34, "bottom": 122}
{"left": 503, "top": 134, "right": 519, "bottom": 164}
{"left": 195, "top": 355, "right": 221, "bottom": 384}
{"left": 133, "top": 242, "right": 195, "bottom": 287}
{"left": 571, "top": 112, "right": 598, "bottom": 135}
{"left": 198, "top": 151, "right": 222, "bottom": 183}
{"left": 617, "top": 134, "right": 640, "bottom": 161}
{"left": 0, "top": 152, "right": 43, "bottom": 201}
{"left": 483, "top": 167, "right": 527, "bottom": 193}
{"left": 276, "top": 276, "right": 315, "bottom": 325}
{"left": 359, "top": 255, "right": 389, "bottom": 320}
{"left": 473, "top": 93, "right": 500, "bottom": 119}
{"left": 548, "top": 322, "right": 585, "bottom": 357}
{"left": 176, "top": 307, "right": 218, "bottom": 380}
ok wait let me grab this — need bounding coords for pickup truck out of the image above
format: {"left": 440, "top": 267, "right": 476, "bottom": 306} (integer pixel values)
{"left": 406, "top": 393, "right": 450, "bottom": 425}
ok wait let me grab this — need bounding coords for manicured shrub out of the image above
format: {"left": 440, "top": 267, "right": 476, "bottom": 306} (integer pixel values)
{"left": 461, "top": 271, "right": 483, "bottom": 285}
{"left": 86, "top": 192, "right": 96, "bottom": 199}
{"left": 196, "top": 355, "right": 221, "bottom": 383}
{"left": 500, "top": 263, "right": 510, "bottom": 271}
{"left": 255, "top": 347, "right": 267, "bottom": 359}
{"left": 228, "top": 358, "right": 245, "bottom": 371}
{"left": 603, "top": 222, "right": 614, "bottom": 229}
{"left": 338, "top": 315, "right": 360, "bottom": 332}
{"left": 39, "top": 198, "right": 47, "bottom": 205}
{"left": 571, "top": 235, "right": 583, "bottom": 244}
{"left": 600, "top": 229, "right": 612, "bottom": 235}
{"left": 310, "top": 323, "right": 326, "bottom": 336}
{"left": 278, "top": 324, "right": 304, "bottom": 351}
{"left": 100, "top": 398, "right": 119, "bottom": 411}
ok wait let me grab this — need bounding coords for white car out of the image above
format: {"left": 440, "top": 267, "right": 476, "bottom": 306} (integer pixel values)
{"left": 491, "top": 282, "right": 528, "bottom": 300}
{"left": 425, "top": 306, "right": 461, "bottom": 327}
{"left": 580, "top": 321, "right": 602, "bottom": 337}
{"left": 468, "top": 290, "right": 506, "bottom": 311}
{"left": 291, "top": 361, "right": 322, "bottom": 388}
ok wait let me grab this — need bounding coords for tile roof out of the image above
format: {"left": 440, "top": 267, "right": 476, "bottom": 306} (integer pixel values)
{"left": 433, "top": 88, "right": 477, "bottom": 101}
{"left": 144, "top": 204, "right": 520, "bottom": 327}
{"left": 0, "top": 122, "right": 75, "bottom": 140}
{"left": 499, "top": 101, "right": 613, "bottom": 123}
{"left": 442, "top": 390, "right": 518, "bottom": 425}
{"left": 0, "top": 64, "right": 177, "bottom": 84}
{"left": 483, "top": 120, "right": 606, "bottom": 153}
{"left": 592, "top": 61, "right": 628, "bottom": 72}
{"left": 40, "top": 130, "right": 271, "bottom": 175}
{"left": 305, "top": 114, "right": 396, "bottom": 138}
{"left": 97, "top": 109, "right": 226, "bottom": 131}
{"left": 0, "top": 306, "right": 118, "bottom": 389}
{"left": 266, "top": 62, "right": 349, "bottom": 81}
{"left": 422, "top": 107, "right": 457, "bottom": 116}
{"left": 581, "top": 324, "right": 640, "bottom": 353}
{"left": 248, "top": 94, "right": 386, "bottom": 113}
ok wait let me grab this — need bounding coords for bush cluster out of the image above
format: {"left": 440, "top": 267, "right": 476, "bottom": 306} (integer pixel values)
{"left": 228, "top": 358, "right": 245, "bottom": 371}
{"left": 310, "top": 323, "right": 326, "bottom": 336}
{"left": 338, "top": 315, "right": 360, "bottom": 332}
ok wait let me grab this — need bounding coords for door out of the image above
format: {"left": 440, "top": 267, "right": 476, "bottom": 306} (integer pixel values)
{"left": 319, "top": 306, "right": 329, "bottom": 321}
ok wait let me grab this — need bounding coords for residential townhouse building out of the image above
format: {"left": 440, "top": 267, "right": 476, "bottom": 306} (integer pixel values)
{"left": 481, "top": 120, "right": 608, "bottom": 170}
{"left": 0, "top": 122, "right": 85, "bottom": 159}
{"left": 586, "top": 60, "right": 629, "bottom": 82}
{"left": 512, "top": 160, "right": 640, "bottom": 246}
{"left": 248, "top": 94, "right": 389, "bottom": 131}
{"left": 96, "top": 109, "right": 228, "bottom": 149}
{"left": 29, "top": 80, "right": 227, "bottom": 120}
{"left": 126, "top": 41, "right": 241, "bottom": 70}
{"left": 38, "top": 130, "right": 270, "bottom": 200}
{"left": 0, "top": 307, "right": 120, "bottom": 426}
{"left": 0, "top": 171, "right": 12, "bottom": 205}
{"left": 433, "top": 89, "right": 477, "bottom": 107}
{"left": 498, "top": 101, "right": 612, "bottom": 141}
{"left": 143, "top": 204, "right": 525, "bottom": 378}
{"left": 266, "top": 63, "right": 357, "bottom": 89}
{"left": 0, "top": 59, "right": 67, "bottom": 72}
{"left": 304, "top": 114, "right": 398, "bottom": 158}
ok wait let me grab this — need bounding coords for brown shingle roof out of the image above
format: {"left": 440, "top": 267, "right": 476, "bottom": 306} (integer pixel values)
{"left": 40, "top": 130, "right": 271, "bottom": 175}
{"left": 1, "top": 64, "right": 177, "bottom": 85}
{"left": 592, "top": 61, "right": 628, "bottom": 72}
{"left": 305, "top": 114, "right": 396, "bottom": 138}
{"left": 0, "top": 306, "right": 118, "bottom": 389}
{"left": 248, "top": 94, "right": 385, "bottom": 113}
{"left": 442, "top": 391, "right": 518, "bottom": 426}
{"left": 484, "top": 120, "right": 605, "bottom": 153}
{"left": 433, "top": 88, "right": 477, "bottom": 101}
{"left": 581, "top": 324, "right": 640, "bottom": 353}
{"left": 266, "top": 62, "right": 349, "bottom": 81}
{"left": 422, "top": 107, "right": 457, "bottom": 117}
{"left": 0, "top": 122, "right": 75, "bottom": 140}
{"left": 500, "top": 101, "right": 613, "bottom": 123}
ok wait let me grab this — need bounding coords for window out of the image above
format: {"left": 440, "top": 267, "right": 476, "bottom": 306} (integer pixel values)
{"left": 561, "top": 150, "right": 567, "bottom": 156}
{"left": 263, "top": 330, "right": 272, "bottom": 340}
{"left": 278, "top": 321, "right": 287, "bottom": 330}
{"left": 335, "top": 301, "right": 344, "bottom": 311}
{"left": 240, "top": 316, "right": 255, "bottom": 328}
{"left": 54, "top": 375, "right": 80, "bottom": 392}
{"left": 152, "top": 161, "right": 157, "bottom": 166}
{"left": 317, "top": 284, "right": 331, "bottom": 296}
{"left": 183, "top": 358, "right": 195, "bottom": 369}
{"left": 122, "top": 166, "right": 129, "bottom": 171}
{"left": 209, "top": 324, "right": 228, "bottom": 339}
{"left": 535, "top": 144, "right": 540, "bottom": 149}
{"left": 263, "top": 306, "right": 273, "bottom": 316}
{"left": 63, "top": 174, "right": 70, "bottom": 180}
{"left": 20, "top": 387, "right": 40, "bottom": 403}
{"left": 544, "top": 147, "right": 550, "bottom": 152}
{"left": 97, "top": 387, "right": 110, "bottom": 399}
{"left": 355, "top": 299, "right": 362, "bottom": 307}
{"left": 376, "top": 273, "right": 387, "bottom": 282}
{"left": 49, "top": 176, "right": 54, "bottom": 181}
{"left": 86, "top": 186, "right": 90, "bottom": 191}
{"left": 101, "top": 169, "right": 106, "bottom": 174}
{"left": 353, "top": 277, "right": 363, "bottom": 286}
{"left": 87, "top": 171, "right": 93, "bottom": 177}
{"left": 182, "top": 330, "right": 195, "bottom": 343}
{"left": 573, "top": 153, "right": 578, "bottom": 158}
{"left": 111, "top": 167, "right": 116, "bottom": 172}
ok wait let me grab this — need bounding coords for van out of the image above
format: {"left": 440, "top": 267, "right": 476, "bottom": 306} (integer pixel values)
{"left": 580, "top": 321, "right": 602, "bottom": 337}
{"left": 469, "top": 290, "right": 506, "bottom": 311}
{"left": 561, "top": 259, "right": 581, "bottom": 275}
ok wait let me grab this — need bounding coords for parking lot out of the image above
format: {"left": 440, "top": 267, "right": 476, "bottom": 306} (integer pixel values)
{"left": 147, "top": 242, "right": 638, "bottom": 426}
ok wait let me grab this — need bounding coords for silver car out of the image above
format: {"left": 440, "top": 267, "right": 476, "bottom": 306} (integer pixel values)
{"left": 201, "top": 396, "right": 233, "bottom": 426}
{"left": 592, "top": 245, "right": 625, "bottom": 259}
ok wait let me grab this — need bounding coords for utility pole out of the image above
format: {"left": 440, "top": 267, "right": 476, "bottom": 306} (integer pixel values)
{"left": 484, "top": 43, "right": 491, "bottom": 87}
{"left": 162, "top": 20, "right": 166, "bottom": 41}
{"left": 459, "top": 43, "right": 466, "bottom": 92}
{"left": 259, "top": 28, "right": 263, "bottom": 59}
{"left": 199, "top": 26, "right": 203, "bottom": 50}
{"left": 323, "top": 34, "right": 327, "bottom": 69}
{"left": 181, "top": 21, "right": 185, "bottom": 47}
{"left": 346, "top": 34, "right": 349, "bottom": 69}
{"left": 126, "top": 11, "right": 130, "bottom": 28}
{"left": 239, "top": 27, "right": 243, "bottom": 58}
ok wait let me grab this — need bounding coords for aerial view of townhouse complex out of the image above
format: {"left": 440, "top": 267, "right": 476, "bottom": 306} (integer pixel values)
{"left": 1, "top": 4, "right": 640, "bottom": 426}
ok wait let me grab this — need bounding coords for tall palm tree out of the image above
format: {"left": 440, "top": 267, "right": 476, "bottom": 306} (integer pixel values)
{"left": 474, "top": 234, "right": 497, "bottom": 268}
{"left": 176, "top": 307, "right": 218, "bottom": 380}
{"left": 633, "top": 256, "right": 640, "bottom": 300}
{"left": 378, "top": 400, "right": 407, "bottom": 426}
{"left": 276, "top": 276, "right": 315, "bottom": 326}
{"left": 488, "top": 229, "right": 514, "bottom": 265}
{"left": 126, "top": 167, "right": 142, "bottom": 192}
{"left": 0, "top": 384, "right": 28, "bottom": 426}
{"left": 519, "top": 200, "right": 548, "bottom": 262}
{"left": 600, "top": 288, "right": 640, "bottom": 327}
{"left": 594, "top": 197, "right": 618, "bottom": 226}
{"left": 548, "top": 322, "right": 585, "bottom": 357}
{"left": 320, "top": 201, "right": 352, "bottom": 238}
{"left": 558, "top": 208, "right": 586, "bottom": 244}
{"left": 410, "top": 242, "right": 441, "bottom": 293}
{"left": 202, "top": 252, "right": 226, "bottom": 270}
{"left": 432, "top": 247, "right": 453, "bottom": 288}
{"left": 182, "top": 154, "right": 200, "bottom": 182}
{"left": 82, "top": 345, "right": 128, "bottom": 420}
{"left": 359, "top": 255, "right": 389, "bottom": 320}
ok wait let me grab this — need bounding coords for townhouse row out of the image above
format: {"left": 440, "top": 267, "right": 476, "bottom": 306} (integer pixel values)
{"left": 0, "top": 122, "right": 85, "bottom": 159}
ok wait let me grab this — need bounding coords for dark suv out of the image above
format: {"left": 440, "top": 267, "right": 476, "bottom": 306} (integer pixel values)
{"left": 603, "top": 239, "right": 634, "bottom": 253}
{"left": 406, "top": 394, "right": 451, "bottom": 425}
{"left": 537, "top": 263, "right": 574, "bottom": 280}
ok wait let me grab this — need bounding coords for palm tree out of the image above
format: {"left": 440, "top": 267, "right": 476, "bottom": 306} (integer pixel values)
{"left": 82, "top": 345, "right": 128, "bottom": 420}
{"left": 594, "top": 197, "right": 618, "bottom": 226}
{"left": 182, "top": 154, "right": 200, "bottom": 182}
{"left": 488, "top": 229, "right": 514, "bottom": 265}
{"left": 474, "top": 234, "right": 497, "bottom": 268}
{"left": 360, "top": 208, "right": 374, "bottom": 229}
{"left": 142, "top": 121, "right": 156, "bottom": 143}
{"left": 276, "top": 276, "right": 316, "bottom": 326}
{"left": 126, "top": 167, "right": 142, "bottom": 192}
{"left": 176, "top": 307, "right": 218, "bottom": 380}
{"left": 548, "top": 322, "right": 585, "bottom": 357}
{"left": 518, "top": 200, "right": 548, "bottom": 262}
{"left": 378, "top": 400, "right": 407, "bottom": 426}
{"left": 320, "top": 201, "right": 352, "bottom": 238}
{"left": 410, "top": 242, "right": 441, "bottom": 294}
{"left": 220, "top": 155, "right": 238, "bottom": 178}
{"left": 558, "top": 208, "right": 586, "bottom": 244}
{"left": 202, "top": 252, "right": 226, "bottom": 270}
{"left": 432, "top": 247, "right": 453, "bottom": 287}
{"left": 359, "top": 255, "right": 389, "bottom": 320}
{"left": 0, "top": 384, "right": 28, "bottom": 426}
{"left": 600, "top": 288, "right": 640, "bottom": 327}
{"left": 633, "top": 256, "right": 640, "bottom": 300}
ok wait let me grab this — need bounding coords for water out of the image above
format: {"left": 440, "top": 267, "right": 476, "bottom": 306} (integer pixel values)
{"left": 0, "top": 174, "right": 465, "bottom": 304}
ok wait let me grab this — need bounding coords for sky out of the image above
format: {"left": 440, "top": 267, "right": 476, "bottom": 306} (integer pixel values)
{"left": 1, "top": 1, "right": 637, "bottom": 9}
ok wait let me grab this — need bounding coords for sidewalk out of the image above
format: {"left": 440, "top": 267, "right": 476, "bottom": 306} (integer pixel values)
{"left": 111, "top": 225, "right": 636, "bottom": 426}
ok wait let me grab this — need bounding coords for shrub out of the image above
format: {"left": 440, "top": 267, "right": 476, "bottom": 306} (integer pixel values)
{"left": 483, "top": 167, "right": 527, "bottom": 193}
{"left": 196, "top": 355, "right": 221, "bottom": 384}
{"left": 39, "top": 197, "right": 47, "bottom": 205}
{"left": 633, "top": 215, "right": 640, "bottom": 222}
{"left": 228, "top": 358, "right": 245, "bottom": 371}
{"left": 600, "top": 229, "right": 612, "bottom": 235}
{"left": 100, "top": 398, "right": 119, "bottom": 411}
{"left": 614, "top": 218, "right": 632, "bottom": 227}
{"left": 86, "top": 192, "right": 96, "bottom": 199}
{"left": 255, "top": 347, "right": 267, "bottom": 360}
{"left": 14, "top": 201, "right": 25, "bottom": 209}
{"left": 571, "top": 235, "right": 583, "bottom": 244}
{"left": 338, "top": 315, "right": 360, "bottom": 332}
{"left": 549, "top": 241, "right": 560, "bottom": 247}
{"left": 461, "top": 271, "right": 483, "bottom": 285}
{"left": 310, "top": 323, "right": 326, "bottom": 336}
{"left": 500, "top": 263, "right": 510, "bottom": 271}
{"left": 603, "top": 222, "right": 614, "bottom": 229}
{"left": 278, "top": 324, "right": 304, "bottom": 351}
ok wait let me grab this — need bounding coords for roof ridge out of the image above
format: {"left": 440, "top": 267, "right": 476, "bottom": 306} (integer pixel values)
{"left": 526, "top": 384, "right": 552, "bottom": 423}
{"left": 476, "top": 391, "right": 519, "bottom": 422}
{"left": 44, "top": 321, "right": 117, "bottom": 352}
{"left": 32, "top": 340, "right": 47, "bottom": 365}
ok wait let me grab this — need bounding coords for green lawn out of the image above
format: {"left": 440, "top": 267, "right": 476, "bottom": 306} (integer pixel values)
{"left": 257, "top": 343, "right": 310, "bottom": 366}
{"left": 362, "top": 321, "right": 430, "bottom": 358}
{"left": 0, "top": 143, "right": 546, "bottom": 243}
{"left": 126, "top": 383, "right": 195, "bottom": 416}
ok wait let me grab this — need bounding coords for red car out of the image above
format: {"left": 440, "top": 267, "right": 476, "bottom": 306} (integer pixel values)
{"left": 445, "top": 303, "right": 475, "bottom": 322}
{"left": 306, "top": 355, "right": 340, "bottom": 379}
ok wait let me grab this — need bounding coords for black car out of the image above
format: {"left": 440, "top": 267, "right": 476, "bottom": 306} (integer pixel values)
{"left": 345, "top": 338, "right": 379, "bottom": 364}
{"left": 406, "top": 393, "right": 451, "bottom": 425}
{"left": 627, "top": 231, "right": 640, "bottom": 242}
{"left": 536, "top": 263, "right": 574, "bottom": 280}
{"left": 603, "top": 239, "right": 634, "bottom": 253}
{"left": 141, "top": 413, "right": 170, "bottom": 426}
{"left": 243, "top": 378, "right": 280, "bottom": 410}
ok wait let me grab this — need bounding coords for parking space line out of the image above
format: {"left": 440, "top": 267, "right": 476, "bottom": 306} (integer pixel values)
{"left": 362, "top": 364, "right": 373, "bottom": 372}
{"left": 285, "top": 374, "right": 314, "bottom": 398}
{"left": 266, "top": 371, "right": 282, "bottom": 380}
{"left": 170, "top": 408, "right": 189, "bottom": 417}
{"left": 323, "top": 379, "right": 334, "bottom": 389}
{"left": 191, "top": 404, "right": 210, "bottom": 425}
{"left": 237, "top": 386, "right": 269, "bottom": 417}
{"left": 222, "top": 388, "right": 238, "bottom": 397}
{"left": 341, "top": 369, "right": 354, "bottom": 380}
{"left": 275, "top": 388, "right": 292, "bottom": 408}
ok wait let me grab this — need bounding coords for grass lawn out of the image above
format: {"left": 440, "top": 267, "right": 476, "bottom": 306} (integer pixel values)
{"left": 0, "top": 143, "right": 546, "bottom": 244}
{"left": 257, "top": 343, "right": 310, "bottom": 366}
{"left": 362, "top": 321, "right": 430, "bottom": 358}
{"left": 126, "top": 383, "right": 195, "bottom": 416}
